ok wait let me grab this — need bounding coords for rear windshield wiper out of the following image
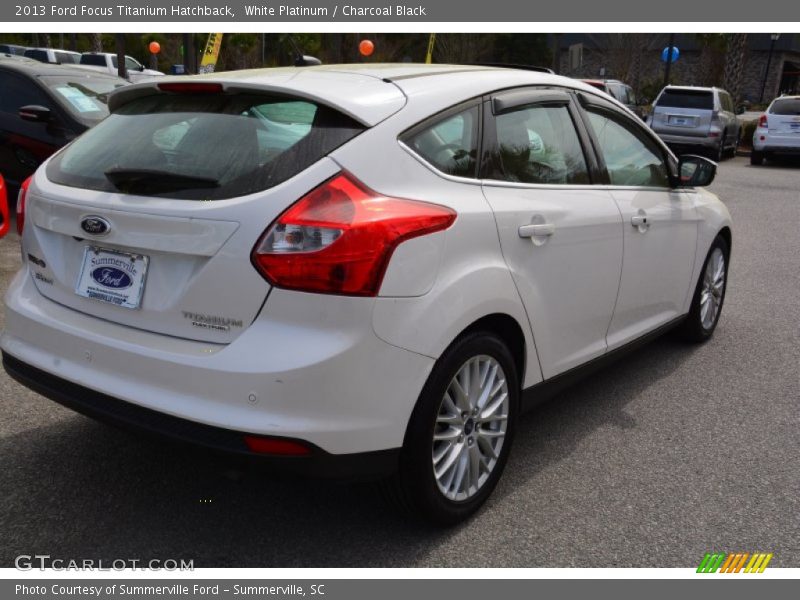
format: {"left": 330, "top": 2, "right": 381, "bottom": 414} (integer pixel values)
{"left": 104, "top": 168, "right": 219, "bottom": 193}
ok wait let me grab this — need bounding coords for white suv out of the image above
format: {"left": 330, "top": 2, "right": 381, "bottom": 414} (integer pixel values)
{"left": 751, "top": 95, "right": 800, "bottom": 165}
{"left": 2, "top": 65, "right": 732, "bottom": 524}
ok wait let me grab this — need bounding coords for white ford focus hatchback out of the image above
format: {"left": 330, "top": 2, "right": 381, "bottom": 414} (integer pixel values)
{"left": 2, "top": 64, "right": 731, "bottom": 523}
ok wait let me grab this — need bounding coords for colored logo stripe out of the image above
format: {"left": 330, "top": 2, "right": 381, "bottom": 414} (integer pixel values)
{"left": 697, "top": 552, "right": 773, "bottom": 573}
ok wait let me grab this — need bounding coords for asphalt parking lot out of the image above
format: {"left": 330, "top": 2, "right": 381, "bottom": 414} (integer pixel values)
{"left": 1, "top": 156, "right": 798, "bottom": 568}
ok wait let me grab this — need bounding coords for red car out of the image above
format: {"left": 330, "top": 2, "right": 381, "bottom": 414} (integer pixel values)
{"left": 0, "top": 173, "right": 10, "bottom": 238}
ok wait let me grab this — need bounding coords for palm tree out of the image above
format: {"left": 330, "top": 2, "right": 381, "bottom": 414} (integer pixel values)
{"left": 723, "top": 33, "right": 748, "bottom": 104}
{"left": 89, "top": 33, "right": 103, "bottom": 52}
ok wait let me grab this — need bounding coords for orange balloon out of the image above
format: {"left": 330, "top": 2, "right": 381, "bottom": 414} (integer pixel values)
{"left": 148, "top": 41, "right": 161, "bottom": 54}
{"left": 359, "top": 39, "right": 374, "bottom": 57}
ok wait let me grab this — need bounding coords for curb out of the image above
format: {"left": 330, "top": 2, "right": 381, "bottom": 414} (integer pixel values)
{"left": 736, "top": 148, "right": 752, "bottom": 157}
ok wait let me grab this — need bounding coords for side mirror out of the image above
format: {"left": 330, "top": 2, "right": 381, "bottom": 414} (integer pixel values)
{"left": 735, "top": 105, "right": 746, "bottom": 115}
{"left": 677, "top": 155, "right": 717, "bottom": 187}
{"left": 19, "top": 105, "right": 52, "bottom": 123}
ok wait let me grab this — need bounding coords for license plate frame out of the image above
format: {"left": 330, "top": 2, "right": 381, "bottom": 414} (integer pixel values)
{"left": 75, "top": 246, "right": 149, "bottom": 310}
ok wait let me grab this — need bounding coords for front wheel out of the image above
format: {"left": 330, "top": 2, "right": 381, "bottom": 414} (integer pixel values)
{"left": 385, "top": 332, "right": 519, "bottom": 525}
{"left": 679, "top": 236, "right": 729, "bottom": 342}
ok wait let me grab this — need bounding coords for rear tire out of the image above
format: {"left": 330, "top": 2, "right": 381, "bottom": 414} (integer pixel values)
{"left": 679, "top": 236, "right": 729, "bottom": 343}
{"left": 712, "top": 136, "right": 725, "bottom": 162}
{"left": 726, "top": 131, "right": 739, "bottom": 158}
{"left": 750, "top": 151, "right": 764, "bottom": 165}
{"left": 384, "top": 331, "right": 519, "bottom": 525}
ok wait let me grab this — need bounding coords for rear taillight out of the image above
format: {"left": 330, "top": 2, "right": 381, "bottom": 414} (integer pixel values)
{"left": 16, "top": 175, "right": 32, "bottom": 236}
{"left": 759, "top": 114, "right": 768, "bottom": 128}
{"left": 252, "top": 173, "right": 456, "bottom": 296}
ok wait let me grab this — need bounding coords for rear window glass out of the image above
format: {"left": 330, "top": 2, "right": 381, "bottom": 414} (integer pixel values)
{"left": 46, "top": 93, "right": 364, "bottom": 200}
{"left": 656, "top": 90, "right": 714, "bottom": 110}
{"left": 40, "top": 75, "right": 127, "bottom": 123}
{"left": 769, "top": 98, "right": 800, "bottom": 115}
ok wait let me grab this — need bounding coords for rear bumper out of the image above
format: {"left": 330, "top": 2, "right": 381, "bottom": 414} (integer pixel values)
{"left": 655, "top": 132, "right": 719, "bottom": 151}
{"left": 1, "top": 267, "right": 434, "bottom": 457}
{"left": 2, "top": 352, "right": 399, "bottom": 479}
{"left": 752, "top": 143, "right": 800, "bottom": 154}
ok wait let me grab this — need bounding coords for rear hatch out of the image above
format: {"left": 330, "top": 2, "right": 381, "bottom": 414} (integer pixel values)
{"left": 766, "top": 97, "right": 800, "bottom": 146}
{"left": 652, "top": 89, "right": 714, "bottom": 137}
{"left": 26, "top": 84, "right": 376, "bottom": 343}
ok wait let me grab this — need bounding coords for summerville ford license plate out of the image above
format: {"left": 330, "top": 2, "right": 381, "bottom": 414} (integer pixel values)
{"left": 75, "top": 247, "right": 149, "bottom": 310}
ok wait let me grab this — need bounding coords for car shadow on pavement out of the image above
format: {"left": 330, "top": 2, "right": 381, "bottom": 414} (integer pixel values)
{"left": 0, "top": 333, "right": 699, "bottom": 568}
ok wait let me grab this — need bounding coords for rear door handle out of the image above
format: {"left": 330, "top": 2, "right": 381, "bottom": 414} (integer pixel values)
{"left": 518, "top": 223, "right": 555, "bottom": 238}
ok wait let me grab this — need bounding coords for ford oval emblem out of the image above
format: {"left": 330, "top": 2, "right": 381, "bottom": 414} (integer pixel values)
{"left": 80, "top": 215, "right": 111, "bottom": 236}
{"left": 90, "top": 267, "right": 132, "bottom": 289}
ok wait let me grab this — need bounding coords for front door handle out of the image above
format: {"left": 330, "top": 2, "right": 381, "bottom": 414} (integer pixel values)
{"left": 518, "top": 223, "right": 555, "bottom": 238}
{"left": 631, "top": 213, "right": 650, "bottom": 232}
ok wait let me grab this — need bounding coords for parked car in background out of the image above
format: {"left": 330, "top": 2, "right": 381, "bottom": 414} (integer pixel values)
{"left": 1, "top": 65, "right": 731, "bottom": 524}
{"left": 24, "top": 47, "right": 81, "bottom": 65}
{"left": 0, "top": 43, "right": 28, "bottom": 56}
{"left": 0, "top": 56, "right": 128, "bottom": 196}
{"left": 0, "top": 173, "right": 9, "bottom": 238}
{"left": 648, "top": 85, "right": 742, "bottom": 161}
{"left": 751, "top": 95, "right": 800, "bottom": 165}
{"left": 78, "top": 52, "right": 164, "bottom": 82}
{"left": 581, "top": 79, "right": 646, "bottom": 120}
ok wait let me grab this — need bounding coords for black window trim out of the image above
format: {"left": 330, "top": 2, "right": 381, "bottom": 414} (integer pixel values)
{"left": 480, "top": 85, "right": 600, "bottom": 186}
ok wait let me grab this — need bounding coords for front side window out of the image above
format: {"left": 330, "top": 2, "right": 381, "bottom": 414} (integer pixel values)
{"left": 46, "top": 94, "right": 364, "bottom": 200}
{"left": 585, "top": 109, "right": 670, "bottom": 187}
{"left": 493, "top": 104, "right": 589, "bottom": 185}
{"left": 125, "top": 56, "right": 141, "bottom": 70}
{"left": 402, "top": 105, "right": 479, "bottom": 178}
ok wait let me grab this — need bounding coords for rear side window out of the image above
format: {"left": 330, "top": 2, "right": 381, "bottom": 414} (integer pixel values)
{"left": 770, "top": 98, "right": 800, "bottom": 115}
{"left": 0, "top": 72, "right": 52, "bottom": 113}
{"left": 402, "top": 105, "right": 479, "bottom": 178}
{"left": 80, "top": 55, "right": 107, "bottom": 67}
{"left": 656, "top": 89, "right": 714, "bottom": 110}
{"left": 493, "top": 104, "right": 589, "bottom": 185}
{"left": 55, "top": 52, "right": 79, "bottom": 64}
{"left": 24, "top": 49, "right": 49, "bottom": 63}
{"left": 46, "top": 93, "right": 364, "bottom": 200}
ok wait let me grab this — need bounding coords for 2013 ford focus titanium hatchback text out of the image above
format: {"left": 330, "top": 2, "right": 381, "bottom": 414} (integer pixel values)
{"left": 2, "top": 64, "right": 732, "bottom": 524}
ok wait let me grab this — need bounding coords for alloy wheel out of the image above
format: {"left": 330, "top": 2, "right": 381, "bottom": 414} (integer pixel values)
{"left": 432, "top": 355, "right": 509, "bottom": 502}
{"left": 700, "top": 247, "right": 725, "bottom": 330}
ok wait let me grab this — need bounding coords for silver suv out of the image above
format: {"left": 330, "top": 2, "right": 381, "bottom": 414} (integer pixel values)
{"left": 649, "top": 86, "right": 742, "bottom": 161}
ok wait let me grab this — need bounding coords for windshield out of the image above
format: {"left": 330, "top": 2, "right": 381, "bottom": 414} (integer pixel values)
{"left": 46, "top": 93, "right": 365, "bottom": 200}
{"left": 40, "top": 75, "right": 128, "bottom": 123}
{"left": 656, "top": 89, "right": 714, "bottom": 110}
